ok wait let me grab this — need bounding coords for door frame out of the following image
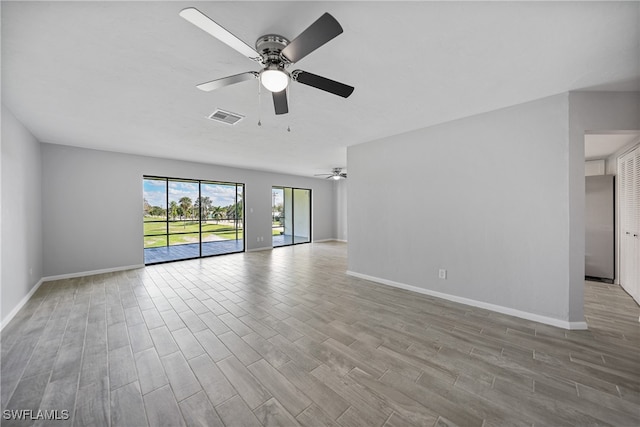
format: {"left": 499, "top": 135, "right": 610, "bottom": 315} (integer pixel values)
{"left": 272, "top": 186, "right": 312, "bottom": 247}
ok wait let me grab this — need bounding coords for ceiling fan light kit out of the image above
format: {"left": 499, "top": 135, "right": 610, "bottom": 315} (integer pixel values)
{"left": 260, "top": 66, "right": 289, "bottom": 93}
{"left": 180, "top": 7, "right": 354, "bottom": 115}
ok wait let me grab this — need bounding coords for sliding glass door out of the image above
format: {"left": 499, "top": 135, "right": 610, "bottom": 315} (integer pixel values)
{"left": 272, "top": 186, "right": 311, "bottom": 247}
{"left": 143, "top": 176, "right": 244, "bottom": 264}
{"left": 200, "top": 182, "right": 244, "bottom": 257}
{"left": 168, "top": 180, "right": 200, "bottom": 252}
{"left": 292, "top": 188, "right": 311, "bottom": 244}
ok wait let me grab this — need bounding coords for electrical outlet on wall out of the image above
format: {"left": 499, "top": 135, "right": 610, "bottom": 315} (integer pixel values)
{"left": 438, "top": 269, "right": 447, "bottom": 279}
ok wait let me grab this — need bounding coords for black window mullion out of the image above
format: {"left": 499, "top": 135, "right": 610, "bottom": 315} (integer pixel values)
{"left": 291, "top": 188, "right": 295, "bottom": 245}
{"left": 308, "top": 189, "right": 312, "bottom": 243}
{"left": 199, "top": 182, "right": 202, "bottom": 258}
{"left": 165, "top": 178, "right": 169, "bottom": 247}
{"left": 235, "top": 184, "right": 238, "bottom": 241}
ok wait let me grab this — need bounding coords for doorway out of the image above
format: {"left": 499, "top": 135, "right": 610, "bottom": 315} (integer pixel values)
{"left": 272, "top": 187, "right": 311, "bottom": 247}
{"left": 584, "top": 132, "right": 640, "bottom": 305}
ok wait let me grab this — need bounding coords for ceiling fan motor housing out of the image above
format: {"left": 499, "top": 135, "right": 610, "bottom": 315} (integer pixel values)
{"left": 255, "top": 34, "right": 290, "bottom": 67}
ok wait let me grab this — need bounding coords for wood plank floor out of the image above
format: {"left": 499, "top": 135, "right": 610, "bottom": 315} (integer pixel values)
{"left": 2, "top": 242, "right": 639, "bottom": 426}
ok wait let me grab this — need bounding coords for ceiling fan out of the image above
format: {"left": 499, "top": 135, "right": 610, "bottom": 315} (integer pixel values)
{"left": 315, "top": 168, "right": 347, "bottom": 180}
{"left": 179, "top": 7, "right": 355, "bottom": 115}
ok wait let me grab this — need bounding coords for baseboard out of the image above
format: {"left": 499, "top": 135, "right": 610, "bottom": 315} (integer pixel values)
{"left": 346, "top": 270, "right": 588, "bottom": 331}
{"left": 0, "top": 278, "right": 45, "bottom": 332}
{"left": 566, "top": 320, "right": 589, "bottom": 329}
{"left": 247, "top": 246, "right": 273, "bottom": 252}
{"left": 42, "top": 264, "right": 145, "bottom": 281}
{"left": 313, "top": 238, "right": 347, "bottom": 243}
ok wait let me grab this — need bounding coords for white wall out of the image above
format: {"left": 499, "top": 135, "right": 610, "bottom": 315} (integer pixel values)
{"left": 1, "top": 105, "right": 43, "bottom": 326}
{"left": 348, "top": 94, "right": 577, "bottom": 326}
{"left": 585, "top": 160, "right": 605, "bottom": 176}
{"left": 41, "top": 143, "right": 336, "bottom": 277}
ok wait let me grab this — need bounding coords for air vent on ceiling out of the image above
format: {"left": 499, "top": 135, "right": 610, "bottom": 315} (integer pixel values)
{"left": 207, "top": 109, "right": 244, "bottom": 125}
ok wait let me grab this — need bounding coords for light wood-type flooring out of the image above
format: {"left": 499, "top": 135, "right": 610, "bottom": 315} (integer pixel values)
{"left": 2, "top": 242, "right": 639, "bottom": 426}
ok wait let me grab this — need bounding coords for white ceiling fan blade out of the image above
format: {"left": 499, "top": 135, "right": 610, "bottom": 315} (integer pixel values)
{"left": 180, "top": 8, "right": 262, "bottom": 62}
{"left": 196, "top": 72, "right": 258, "bottom": 92}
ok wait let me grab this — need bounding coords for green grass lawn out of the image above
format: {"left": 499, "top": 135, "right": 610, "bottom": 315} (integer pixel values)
{"left": 145, "top": 220, "right": 241, "bottom": 234}
{"left": 144, "top": 235, "right": 167, "bottom": 248}
{"left": 144, "top": 218, "right": 244, "bottom": 248}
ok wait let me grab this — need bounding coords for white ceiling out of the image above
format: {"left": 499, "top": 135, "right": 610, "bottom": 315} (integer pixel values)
{"left": 584, "top": 132, "right": 640, "bottom": 161}
{"left": 2, "top": 1, "right": 639, "bottom": 178}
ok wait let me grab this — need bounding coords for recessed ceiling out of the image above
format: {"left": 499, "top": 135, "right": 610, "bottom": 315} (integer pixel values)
{"left": 2, "top": 1, "right": 639, "bottom": 177}
{"left": 585, "top": 132, "right": 640, "bottom": 161}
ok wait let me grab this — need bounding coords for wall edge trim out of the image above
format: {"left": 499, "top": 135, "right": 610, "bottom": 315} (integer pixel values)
{"left": 42, "top": 264, "right": 145, "bottom": 281}
{"left": 1, "top": 278, "right": 45, "bottom": 332}
{"left": 247, "top": 247, "right": 272, "bottom": 252}
{"left": 345, "top": 270, "right": 588, "bottom": 331}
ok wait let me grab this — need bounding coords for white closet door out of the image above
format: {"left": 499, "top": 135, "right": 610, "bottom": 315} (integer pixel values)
{"left": 618, "top": 145, "right": 640, "bottom": 304}
{"left": 634, "top": 147, "right": 640, "bottom": 303}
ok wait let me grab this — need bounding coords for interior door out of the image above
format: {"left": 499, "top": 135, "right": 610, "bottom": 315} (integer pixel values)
{"left": 618, "top": 145, "right": 640, "bottom": 303}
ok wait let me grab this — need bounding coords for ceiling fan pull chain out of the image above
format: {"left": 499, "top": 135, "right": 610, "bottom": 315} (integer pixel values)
{"left": 287, "top": 88, "right": 291, "bottom": 132}
{"left": 257, "top": 80, "right": 262, "bottom": 126}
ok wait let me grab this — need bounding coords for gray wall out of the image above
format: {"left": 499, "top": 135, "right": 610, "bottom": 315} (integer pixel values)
{"left": 335, "top": 179, "right": 348, "bottom": 241}
{"left": 348, "top": 94, "right": 574, "bottom": 322}
{"left": 41, "top": 143, "right": 336, "bottom": 277}
{"left": 1, "top": 104, "right": 43, "bottom": 325}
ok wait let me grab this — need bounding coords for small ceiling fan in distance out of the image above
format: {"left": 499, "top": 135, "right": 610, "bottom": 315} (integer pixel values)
{"left": 315, "top": 168, "right": 347, "bottom": 180}
{"left": 179, "top": 8, "right": 355, "bottom": 115}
